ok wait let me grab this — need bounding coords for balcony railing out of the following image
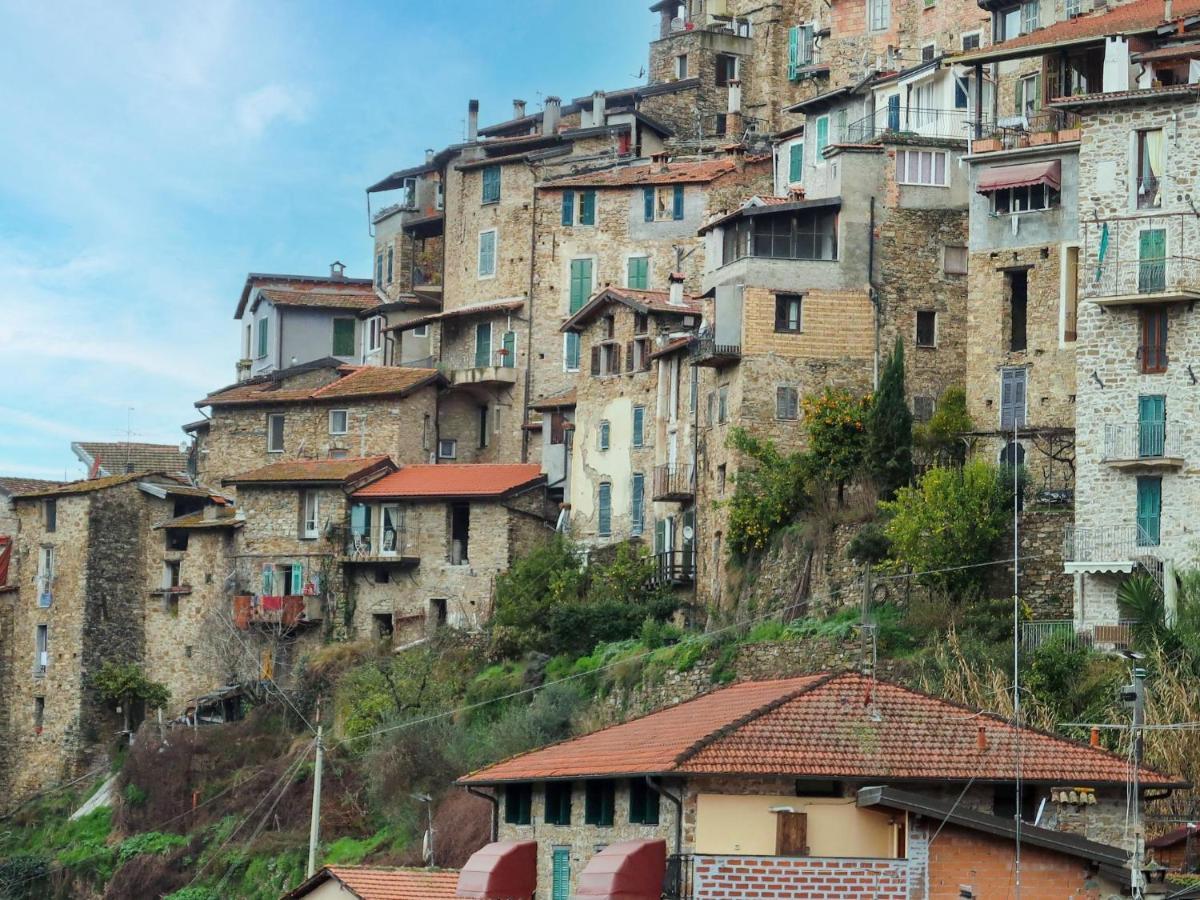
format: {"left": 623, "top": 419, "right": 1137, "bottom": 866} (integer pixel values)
{"left": 1064, "top": 524, "right": 1139, "bottom": 563}
{"left": 970, "top": 110, "right": 1081, "bottom": 151}
{"left": 653, "top": 464, "right": 695, "bottom": 501}
{"left": 1088, "top": 255, "right": 1200, "bottom": 302}
{"left": 688, "top": 335, "right": 741, "bottom": 367}
{"left": 844, "top": 106, "right": 978, "bottom": 144}
{"left": 1021, "top": 619, "right": 1141, "bottom": 652}
{"left": 650, "top": 550, "right": 696, "bottom": 587}
{"left": 232, "top": 595, "right": 321, "bottom": 630}
{"left": 343, "top": 529, "right": 419, "bottom": 562}
{"left": 663, "top": 854, "right": 694, "bottom": 900}
{"left": 1103, "top": 423, "right": 1181, "bottom": 464}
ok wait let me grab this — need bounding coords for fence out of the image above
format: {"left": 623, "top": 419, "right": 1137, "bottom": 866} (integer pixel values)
{"left": 688, "top": 335, "right": 741, "bottom": 365}
{"left": 664, "top": 854, "right": 694, "bottom": 900}
{"left": 1021, "top": 619, "right": 1141, "bottom": 652}
{"left": 651, "top": 550, "right": 696, "bottom": 587}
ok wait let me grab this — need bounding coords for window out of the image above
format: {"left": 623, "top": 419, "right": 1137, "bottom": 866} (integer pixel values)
{"left": 267, "top": 414, "right": 285, "bottom": 453}
{"left": 788, "top": 143, "right": 804, "bottom": 183}
{"left": 481, "top": 165, "right": 501, "bottom": 203}
{"left": 868, "top": 0, "right": 890, "bottom": 31}
{"left": 598, "top": 421, "right": 611, "bottom": 451}
{"left": 913, "top": 395, "right": 936, "bottom": 422}
{"left": 450, "top": 503, "right": 470, "bottom": 564}
{"left": 814, "top": 115, "right": 830, "bottom": 158}
{"left": 301, "top": 490, "right": 320, "bottom": 539}
{"left": 422, "top": 414, "right": 431, "bottom": 451}
{"left": 35, "top": 624, "right": 48, "bottom": 675}
{"left": 776, "top": 386, "right": 799, "bottom": 420}
{"left": 1066, "top": 0, "right": 1082, "bottom": 15}
{"left": 36, "top": 546, "right": 54, "bottom": 606}
{"left": 774, "top": 294, "right": 803, "bottom": 332}
{"left": 1137, "top": 129, "right": 1164, "bottom": 209}
{"left": 718, "top": 385, "right": 729, "bottom": 424}
{"left": 1063, "top": 246, "right": 1080, "bottom": 342}
{"left": 916, "top": 310, "right": 938, "bottom": 348}
{"left": 717, "top": 464, "right": 727, "bottom": 494}
{"left": 475, "top": 322, "right": 493, "bottom": 368}
{"left": 629, "top": 779, "right": 660, "bottom": 825}
{"left": 944, "top": 245, "right": 968, "bottom": 275}
{"left": 380, "top": 504, "right": 403, "bottom": 555}
{"left": 33, "top": 696, "right": 44, "bottom": 732}
{"left": 42, "top": 499, "right": 56, "bottom": 533}
{"left": 788, "top": 24, "right": 815, "bottom": 78}
{"left": 1139, "top": 228, "right": 1167, "bottom": 292}
{"left": 897, "top": 150, "right": 947, "bottom": 186}
{"left": 331, "top": 318, "right": 356, "bottom": 356}
{"left": 1016, "top": 73, "right": 1040, "bottom": 119}
{"left": 545, "top": 783, "right": 572, "bottom": 826}
{"left": 1139, "top": 394, "right": 1167, "bottom": 458}
{"left": 631, "top": 473, "right": 645, "bottom": 536}
{"left": 597, "top": 483, "right": 612, "bottom": 536}
{"left": 1137, "top": 476, "right": 1162, "bottom": 547}
{"left": 367, "top": 316, "right": 383, "bottom": 353}
{"left": 500, "top": 330, "right": 516, "bottom": 368}
{"left": 1021, "top": 0, "right": 1039, "bottom": 33}
{"left": 1000, "top": 367, "right": 1027, "bottom": 430}
{"left": 591, "top": 342, "right": 621, "bottom": 377}
{"left": 564, "top": 333, "right": 581, "bottom": 371}
{"left": 329, "top": 409, "right": 348, "bottom": 435}
{"left": 675, "top": 54, "right": 688, "bottom": 79}
{"left": 375, "top": 253, "right": 383, "bottom": 286}
{"left": 386, "top": 246, "right": 394, "bottom": 284}
{"left": 644, "top": 186, "right": 685, "bottom": 222}
{"left": 350, "top": 503, "right": 371, "bottom": 553}
{"left": 477, "top": 405, "right": 490, "bottom": 449}
{"left": 411, "top": 323, "right": 429, "bottom": 338}
{"left": 438, "top": 439, "right": 457, "bottom": 460}
{"left": 570, "top": 258, "right": 593, "bottom": 313}
{"left": 627, "top": 256, "right": 649, "bottom": 290}
{"left": 1140, "top": 308, "right": 1169, "bottom": 373}
{"left": 505, "top": 784, "right": 533, "bottom": 825}
{"left": 954, "top": 74, "right": 970, "bottom": 110}
{"left": 561, "top": 189, "right": 597, "bottom": 226}
{"left": 478, "top": 230, "right": 497, "bottom": 278}
{"left": 995, "top": 3, "right": 1033, "bottom": 40}
{"left": 921, "top": 42, "right": 937, "bottom": 62}
{"left": 256, "top": 316, "right": 269, "bottom": 359}
{"left": 632, "top": 406, "right": 646, "bottom": 447}
{"left": 992, "top": 182, "right": 1059, "bottom": 214}
{"left": 715, "top": 53, "right": 739, "bottom": 86}
{"left": 634, "top": 312, "right": 649, "bottom": 335}
{"left": 1007, "top": 270, "right": 1028, "bottom": 352}
{"left": 585, "top": 780, "right": 616, "bottom": 826}
{"left": 962, "top": 32, "right": 981, "bottom": 51}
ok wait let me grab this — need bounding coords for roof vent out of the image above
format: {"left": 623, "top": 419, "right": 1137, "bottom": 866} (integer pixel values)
{"left": 330, "top": 261, "right": 346, "bottom": 280}
{"left": 976, "top": 726, "right": 988, "bottom": 751}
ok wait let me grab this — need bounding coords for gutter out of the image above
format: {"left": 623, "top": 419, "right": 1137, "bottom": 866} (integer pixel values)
{"left": 868, "top": 195, "right": 880, "bottom": 389}
{"left": 647, "top": 776, "right": 684, "bottom": 855}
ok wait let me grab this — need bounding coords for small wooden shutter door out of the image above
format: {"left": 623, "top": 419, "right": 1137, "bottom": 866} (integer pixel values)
{"left": 551, "top": 848, "right": 570, "bottom": 900}
{"left": 561, "top": 189, "right": 574, "bottom": 226}
{"left": 672, "top": 185, "right": 685, "bottom": 220}
{"left": 590, "top": 345, "right": 601, "bottom": 376}
{"left": 787, "top": 25, "right": 799, "bottom": 79}
{"left": 581, "top": 190, "right": 596, "bottom": 225}
{"left": 644, "top": 187, "right": 655, "bottom": 222}
{"left": 625, "top": 341, "right": 634, "bottom": 372}
{"left": 1137, "top": 476, "right": 1162, "bottom": 547}
{"left": 776, "top": 811, "right": 809, "bottom": 857}
{"left": 789, "top": 143, "right": 803, "bottom": 183}
{"left": 1138, "top": 395, "right": 1166, "bottom": 458}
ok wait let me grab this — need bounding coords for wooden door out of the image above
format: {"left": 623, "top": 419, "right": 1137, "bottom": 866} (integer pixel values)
{"left": 775, "top": 811, "right": 809, "bottom": 857}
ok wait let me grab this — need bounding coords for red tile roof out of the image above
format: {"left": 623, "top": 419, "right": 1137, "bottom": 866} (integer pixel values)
{"left": 562, "top": 287, "right": 703, "bottom": 332}
{"left": 545, "top": 156, "right": 769, "bottom": 189}
{"left": 284, "top": 866, "right": 459, "bottom": 900}
{"left": 460, "top": 672, "right": 1182, "bottom": 787}
{"left": 73, "top": 441, "right": 188, "bottom": 475}
{"left": 352, "top": 464, "right": 544, "bottom": 500}
{"left": 223, "top": 456, "right": 394, "bottom": 487}
{"left": 648, "top": 336, "right": 692, "bottom": 360}
{"left": 12, "top": 473, "right": 188, "bottom": 500}
{"left": 0, "top": 477, "right": 63, "bottom": 497}
{"left": 388, "top": 299, "right": 524, "bottom": 332}
{"left": 200, "top": 366, "right": 440, "bottom": 407}
{"left": 258, "top": 287, "right": 378, "bottom": 311}
{"left": 236, "top": 272, "right": 374, "bottom": 319}
{"left": 529, "top": 389, "right": 577, "bottom": 411}
{"left": 1050, "top": 83, "right": 1200, "bottom": 108}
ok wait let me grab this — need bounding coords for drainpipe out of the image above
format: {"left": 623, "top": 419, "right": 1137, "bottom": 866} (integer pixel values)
{"left": 647, "top": 776, "right": 684, "bottom": 854}
{"left": 466, "top": 786, "right": 499, "bottom": 841}
{"left": 868, "top": 196, "right": 880, "bottom": 389}
{"left": 521, "top": 161, "right": 539, "bottom": 463}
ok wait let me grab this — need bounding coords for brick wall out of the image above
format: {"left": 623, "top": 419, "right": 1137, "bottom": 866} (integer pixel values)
{"left": 693, "top": 855, "right": 908, "bottom": 899}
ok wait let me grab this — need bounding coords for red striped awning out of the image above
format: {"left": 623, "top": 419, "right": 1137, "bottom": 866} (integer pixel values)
{"left": 976, "top": 159, "right": 1061, "bottom": 193}
{"left": 456, "top": 841, "right": 537, "bottom": 899}
{"left": 575, "top": 839, "right": 667, "bottom": 899}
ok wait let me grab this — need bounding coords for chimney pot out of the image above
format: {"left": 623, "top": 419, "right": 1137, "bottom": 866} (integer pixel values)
{"left": 542, "top": 96, "right": 562, "bottom": 136}
{"left": 976, "top": 726, "right": 988, "bottom": 751}
{"left": 668, "top": 271, "right": 685, "bottom": 306}
{"left": 425, "top": 148, "right": 435, "bottom": 164}
{"left": 592, "top": 89, "right": 607, "bottom": 126}
{"left": 330, "top": 261, "right": 346, "bottom": 280}
{"left": 468, "top": 99, "right": 480, "bottom": 142}
{"left": 1090, "top": 726, "right": 1101, "bottom": 748}
{"left": 513, "top": 99, "right": 527, "bottom": 119}
{"left": 1165, "top": 0, "right": 1174, "bottom": 18}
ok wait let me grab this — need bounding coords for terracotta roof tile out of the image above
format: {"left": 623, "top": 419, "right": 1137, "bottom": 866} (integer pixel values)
{"left": 562, "top": 286, "right": 703, "bottom": 332}
{"left": 200, "top": 366, "right": 439, "bottom": 407}
{"left": 13, "top": 473, "right": 186, "bottom": 500}
{"left": 223, "top": 456, "right": 393, "bottom": 487}
{"left": 236, "top": 272, "right": 374, "bottom": 318}
{"left": 353, "top": 464, "right": 544, "bottom": 500}
{"left": 388, "top": 299, "right": 524, "bottom": 332}
{"left": 0, "top": 477, "right": 63, "bottom": 496}
{"left": 257, "top": 287, "right": 377, "bottom": 311}
{"left": 545, "top": 156, "right": 768, "bottom": 189}
{"left": 648, "top": 336, "right": 691, "bottom": 360}
{"left": 460, "top": 673, "right": 1182, "bottom": 787}
{"left": 287, "top": 867, "right": 459, "bottom": 900}
{"left": 530, "top": 389, "right": 577, "bottom": 410}
{"left": 74, "top": 442, "right": 188, "bottom": 475}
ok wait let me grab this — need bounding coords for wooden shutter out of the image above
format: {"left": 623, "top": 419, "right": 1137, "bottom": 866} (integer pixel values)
{"left": 552, "top": 848, "right": 570, "bottom": 900}
{"left": 1140, "top": 309, "right": 1168, "bottom": 373}
{"left": 561, "top": 189, "right": 575, "bottom": 226}
{"left": 570, "top": 259, "right": 592, "bottom": 313}
{"left": 1137, "top": 476, "right": 1162, "bottom": 546}
{"left": 590, "top": 345, "right": 601, "bottom": 376}
{"left": 787, "top": 25, "right": 799, "bottom": 79}
{"left": 673, "top": 185, "right": 685, "bottom": 220}
{"left": 581, "top": 190, "right": 596, "bottom": 225}
{"left": 625, "top": 341, "right": 634, "bottom": 372}
{"left": 644, "top": 187, "right": 655, "bottom": 222}
{"left": 612, "top": 343, "right": 621, "bottom": 373}
{"left": 1138, "top": 394, "right": 1166, "bottom": 457}
{"left": 502, "top": 330, "right": 516, "bottom": 367}
{"left": 0, "top": 537, "right": 10, "bottom": 587}
{"left": 776, "top": 811, "right": 809, "bottom": 856}
{"left": 789, "top": 143, "right": 803, "bottom": 183}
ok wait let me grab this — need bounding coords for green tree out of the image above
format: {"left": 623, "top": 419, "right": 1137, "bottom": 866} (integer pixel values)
{"left": 867, "top": 339, "right": 913, "bottom": 499}
{"left": 914, "top": 385, "right": 973, "bottom": 466}
{"left": 91, "top": 661, "right": 170, "bottom": 732}
{"left": 724, "top": 428, "right": 809, "bottom": 558}
{"left": 489, "top": 536, "right": 587, "bottom": 656}
{"left": 881, "top": 460, "right": 1011, "bottom": 597}
{"left": 801, "top": 388, "right": 870, "bottom": 505}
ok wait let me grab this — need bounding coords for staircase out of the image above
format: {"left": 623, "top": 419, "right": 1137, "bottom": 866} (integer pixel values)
{"left": 1133, "top": 554, "right": 1165, "bottom": 592}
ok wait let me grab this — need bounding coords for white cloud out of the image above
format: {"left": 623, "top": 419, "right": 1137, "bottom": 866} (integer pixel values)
{"left": 235, "top": 83, "right": 311, "bottom": 138}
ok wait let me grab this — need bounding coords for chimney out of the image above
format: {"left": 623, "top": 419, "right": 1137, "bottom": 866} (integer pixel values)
{"left": 425, "top": 148, "right": 435, "bottom": 164}
{"left": 330, "top": 261, "right": 346, "bottom": 280}
{"left": 976, "top": 726, "right": 988, "bottom": 751}
{"left": 728, "top": 79, "right": 742, "bottom": 114}
{"left": 1090, "top": 726, "right": 1101, "bottom": 748}
{"left": 542, "top": 96, "right": 562, "bottom": 135}
{"left": 467, "top": 99, "right": 480, "bottom": 142}
{"left": 592, "top": 90, "right": 607, "bottom": 126}
{"left": 1165, "top": 0, "right": 1174, "bottom": 18}
{"left": 513, "top": 99, "right": 527, "bottom": 119}
{"left": 668, "top": 271, "right": 686, "bottom": 306}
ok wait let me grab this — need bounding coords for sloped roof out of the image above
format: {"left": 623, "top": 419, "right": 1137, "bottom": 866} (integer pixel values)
{"left": 154, "top": 508, "right": 243, "bottom": 530}
{"left": 283, "top": 866, "right": 459, "bottom": 900}
{"left": 459, "top": 672, "right": 1183, "bottom": 787}
{"left": 73, "top": 442, "right": 188, "bottom": 475}
{"left": 561, "top": 286, "right": 703, "bottom": 332}
{"left": 353, "top": 464, "right": 544, "bottom": 500}
{"left": 235, "top": 272, "right": 373, "bottom": 319}
{"left": 223, "top": 456, "right": 394, "bottom": 487}
{"left": 257, "top": 286, "right": 377, "bottom": 312}
{"left": 13, "top": 473, "right": 188, "bottom": 501}
{"left": 648, "top": 336, "right": 691, "bottom": 360}
{"left": 199, "top": 366, "right": 440, "bottom": 408}
{"left": 529, "top": 389, "right": 577, "bottom": 411}
{"left": 389, "top": 299, "right": 524, "bottom": 332}
{"left": 0, "top": 477, "right": 62, "bottom": 497}
{"left": 545, "top": 156, "right": 766, "bottom": 189}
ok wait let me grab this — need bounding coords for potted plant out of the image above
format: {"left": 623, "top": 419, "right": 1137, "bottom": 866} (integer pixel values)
{"left": 972, "top": 136, "right": 1002, "bottom": 153}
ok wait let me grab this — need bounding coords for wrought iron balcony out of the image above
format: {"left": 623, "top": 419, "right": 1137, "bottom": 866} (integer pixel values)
{"left": 649, "top": 550, "right": 696, "bottom": 588}
{"left": 342, "top": 529, "right": 420, "bottom": 566}
{"left": 688, "top": 336, "right": 740, "bottom": 368}
{"left": 653, "top": 464, "right": 695, "bottom": 501}
{"left": 844, "top": 106, "right": 978, "bottom": 144}
{"left": 1087, "top": 254, "right": 1200, "bottom": 305}
{"left": 969, "top": 110, "right": 1081, "bottom": 152}
{"left": 1063, "top": 524, "right": 1139, "bottom": 565}
{"left": 1102, "top": 423, "right": 1182, "bottom": 469}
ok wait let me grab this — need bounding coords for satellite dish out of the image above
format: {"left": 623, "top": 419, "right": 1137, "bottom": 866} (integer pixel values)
{"left": 683, "top": 525, "right": 694, "bottom": 540}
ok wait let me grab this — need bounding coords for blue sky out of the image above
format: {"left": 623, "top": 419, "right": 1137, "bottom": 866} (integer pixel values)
{"left": 0, "top": 1, "right": 650, "bottom": 480}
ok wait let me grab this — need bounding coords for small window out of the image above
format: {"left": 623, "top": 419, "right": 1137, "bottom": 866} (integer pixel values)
{"left": 717, "top": 464, "right": 727, "bottom": 495}
{"left": 992, "top": 183, "right": 1059, "bottom": 214}
{"left": 921, "top": 42, "right": 937, "bottom": 62}
{"left": 675, "top": 54, "right": 688, "bottom": 79}
{"left": 367, "top": 316, "right": 384, "bottom": 353}
{"left": 867, "top": 0, "right": 890, "bottom": 31}
{"left": 332, "top": 318, "right": 356, "bottom": 356}
{"left": 788, "top": 142, "right": 805, "bottom": 183}
{"left": 715, "top": 54, "right": 739, "bottom": 86}
{"left": 916, "top": 310, "right": 938, "bottom": 348}
{"left": 375, "top": 253, "right": 383, "bottom": 286}
{"left": 545, "top": 782, "right": 572, "bottom": 826}
{"left": 897, "top": 150, "right": 948, "bottom": 186}
{"left": 814, "top": 115, "right": 830, "bottom": 157}
{"left": 43, "top": 499, "right": 56, "bottom": 533}
{"left": 632, "top": 406, "right": 646, "bottom": 448}
{"left": 301, "top": 490, "right": 320, "bottom": 539}
{"left": 1140, "top": 308, "right": 1168, "bottom": 374}
{"left": 478, "top": 230, "right": 497, "bottom": 278}
{"left": 411, "top": 323, "right": 430, "bottom": 338}
{"left": 774, "top": 294, "right": 803, "bottom": 332}
{"left": 585, "top": 780, "right": 616, "bottom": 827}
{"left": 386, "top": 246, "right": 394, "bottom": 284}
{"left": 598, "top": 421, "right": 611, "bottom": 451}
{"left": 33, "top": 696, "right": 44, "bottom": 732}
{"left": 481, "top": 165, "right": 501, "bottom": 204}
{"left": 430, "top": 597, "right": 448, "bottom": 626}
{"left": 564, "top": 333, "right": 581, "bottom": 372}
{"left": 912, "top": 396, "right": 935, "bottom": 423}
{"left": 256, "top": 316, "right": 270, "bottom": 359}
{"left": 776, "top": 386, "right": 799, "bottom": 420}
{"left": 438, "top": 439, "right": 458, "bottom": 460}
{"left": 645, "top": 185, "right": 685, "bottom": 222}
{"left": 631, "top": 473, "right": 645, "bottom": 536}
{"left": 627, "top": 257, "right": 650, "bottom": 290}
{"left": 561, "top": 189, "right": 597, "bottom": 226}
{"left": 718, "top": 385, "right": 729, "bottom": 424}
{"left": 629, "top": 779, "right": 660, "bottom": 825}
{"left": 1136, "top": 129, "right": 1164, "bottom": 209}
{"left": 36, "top": 546, "right": 54, "bottom": 605}
{"left": 267, "top": 414, "right": 285, "bottom": 453}
{"left": 597, "top": 483, "right": 612, "bottom": 537}
{"left": 35, "top": 624, "right": 48, "bottom": 675}
{"left": 1021, "top": 0, "right": 1039, "bottom": 33}
{"left": 961, "top": 32, "right": 981, "bottom": 51}
{"left": 505, "top": 784, "right": 533, "bottom": 825}
{"left": 944, "top": 245, "right": 968, "bottom": 275}
{"left": 478, "top": 405, "right": 490, "bottom": 449}
{"left": 329, "top": 409, "right": 349, "bottom": 435}
{"left": 633, "top": 312, "right": 649, "bottom": 335}
{"left": 164, "top": 559, "right": 182, "bottom": 590}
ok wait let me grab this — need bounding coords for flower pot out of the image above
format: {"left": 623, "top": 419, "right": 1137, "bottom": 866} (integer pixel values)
{"left": 972, "top": 137, "right": 1002, "bottom": 153}
{"left": 1059, "top": 127, "right": 1081, "bottom": 142}
{"left": 1029, "top": 130, "right": 1058, "bottom": 146}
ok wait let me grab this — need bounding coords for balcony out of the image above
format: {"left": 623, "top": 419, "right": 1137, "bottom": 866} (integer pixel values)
{"left": 1088, "top": 254, "right": 1200, "bottom": 306}
{"left": 845, "top": 105, "right": 979, "bottom": 145}
{"left": 969, "top": 111, "right": 1081, "bottom": 153}
{"left": 232, "top": 594, "right": 322, "bottom": 630}
{"left": 1064, "top": 524, "right": 1163, "bottom": 573}
{"left": 653, "top": 464, "right": 695, "bottom": 501}
{"left": 688, "top": 336, "right": 740, "bottom": 368}
{"left": 1020, "top": 619, "right": 1139, "bottom": 652}
{"left": 1102, "top": 423, "right": 1183, "bottom": 471}
{"left": 649, "top": 550, "right": 696, "bottom": 588}
{"left": 440, "top": 352, "right": 519, "bottom": 390}
{"left": 341, "top": 530, "right": 420, "bottom": 568}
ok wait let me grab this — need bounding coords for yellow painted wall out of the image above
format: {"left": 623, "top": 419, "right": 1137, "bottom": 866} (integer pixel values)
{"left": 694, "top": 794, "right": 898, "bottom": 858}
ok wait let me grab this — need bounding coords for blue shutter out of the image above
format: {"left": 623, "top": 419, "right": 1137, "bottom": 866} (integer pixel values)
{"left": 633, "top": 406, "right": 645, "bottom": 447}
{"left": 787, "top": 25, "right": 800, "bottom": 80}
{"left": 789, "top": 143, "right": 804, "bottom": 183}
{"left": 1138, "top": 395, "right": 1166, "bottom": 458}
{"left": 552, "top": 848, "right": 570, "bottom": 900}
{"left": 815, "top": 116, "right": 829, "bottom": 156}
{"left": 561, "top": 190, "right": 574, "bottom": 226}
{"left": 564, "top": 332, "right": 580, "bottom": 370}
{"left": 1137, "top": 476, "right": 1162, "bottom": 547}
{"left": 631, "top": 473, "right": 645, "bottom": 536}
{"left": 673, "top": 185, "right": 685, "bottom": 220}
{"left": 598, "top": 483, "right": 612, "bottom": 536}
{"left": 580, "top": 190, "right": 596, "bottom": 225}
{"left": 643, "top": 187, "right": 655, "bottom": 222}
{"left": 502, "top": 330, "right": 516, "bottom": 368}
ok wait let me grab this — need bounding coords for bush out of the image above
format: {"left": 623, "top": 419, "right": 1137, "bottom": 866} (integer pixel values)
{"left": 725, "top": 429, "right": 809, "bottom": 558}
{"left": 915, "top": 385, "right": 973, "bottom": 464}
{"left": 801, "top": 388, "right": 870, "bottom": 504}
{"left": 0, "top": 855, "right": 50, "bottom": 899}
{"left": 867, "top": 339, "right": 913, "bottom": 500}
{"left": 847, "top": 523, "right": 891, "bottom": 566}
{"left": 117, "top": 831, "right": 188, "bottom": 864}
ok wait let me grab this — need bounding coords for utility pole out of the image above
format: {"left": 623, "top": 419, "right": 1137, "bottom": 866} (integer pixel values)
{"left": 1121, "top": 664, "right": 1147, "bottom": 898}
{"left": 307, "top": 699, "right": 325, "bottom": 879}
{"left": 860, "top": 562, "right": 873, "bottom": 674}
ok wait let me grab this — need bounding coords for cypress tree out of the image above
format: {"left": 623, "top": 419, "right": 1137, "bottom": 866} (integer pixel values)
{"left": 868, "top": 338, "right": 913, "bottom": 499}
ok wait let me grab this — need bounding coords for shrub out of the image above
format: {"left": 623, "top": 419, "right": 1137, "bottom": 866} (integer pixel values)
{"left": 867, "top": 339, "right": 913, "bottom": 500}
{"left": 0, "top": 855, "right": 50, "bottom": 899}
{"left": 725, "top": 429, "right": 809, "bottom": 558}
{"left": 915, "top": 385, "right": 973, "bottom": 465}
{"left": 801, "top": 388, "right": 870, "bottom": 504}
{"left": 847, "top": 523, "right": 891, "bottom": 566}
{"left": 117, "top": 831, "right": 188, "bottom": 863}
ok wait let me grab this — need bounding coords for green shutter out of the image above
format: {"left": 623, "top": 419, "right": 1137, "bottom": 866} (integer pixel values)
{"left": 502, "top": 330, "right": 516, "bottom": 367}
{"left": 1138, "top": 395, "right": 1166, "bottom": 458}
{"left": 475, "top": 323, "right": 492, "bottom": 367}
{"left": 628, "top": 257, "right": 649, "bottom": 289}
{"left": 569, "top": 259, "right": 592, "bottom": 313}
{"left": 816, "top": 116, "right": 829, "bottom": 156}
{"left": 332, "top": 319, "right": 356, "bottom": 356}
{"left": 631, "top": 473, "right": 644, "bottom": 535}
{"left": 564, "top": 332, "right": 580, "bottom": 370}
{"left": 789, "top": 143, "right": 804, "bottom": 183}
{"left": 562, "top": 190, "right": 574, "bottom": 226}
{"left": 482, "top": 166, "right": 500, "bottom": 203}
{"left": 1138, "top": 228, "right": 1167, "bottom": 292}
{"left": 598, "top": 483, "right": 612, "bottom": 536}
{"left": 257, "top": 317, "right": 269, "bottom": 358}
{"left": 580, "top": 190, "right": 596, "bottom": 225}
{"left": 673, "top": 185, "right": 685, "bottom": 220}
{"left": 1137, "top": 476, "right": 1162, "bottom": 546}
{"left": 633, "top": 406, "right": 645, "bottom": 447}
{"left": 290, "top": 563, "right": 304, "bottom": 595}
{"left": 552, "top": 848, "right": 570, "bottom": 900}
{"left": 643, "top": 187, "right": 655, "bottom": 222}
{"left": 787, "top": 25, "right": 800, "bottom": 80}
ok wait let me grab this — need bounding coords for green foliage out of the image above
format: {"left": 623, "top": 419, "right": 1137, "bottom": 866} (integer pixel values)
{"left": 116, "top": 830, "right": 187, "bottom": 863}
{"left": 881, "top": 460, "right": 1011, "bottom": 597}
{"left": 725, "top": 428, "right": 809, "bottom": 558}
{"left": 55, "top": 808, "right": 115, "bottom": 880}
{"left": 490, "top": 535, "right": 587, "bottom": 656}
{"left": 92, "top": 661, "right": 170, "bottom": 712}
{"left": 744, "top": 620, "right": 789, "bottom": 643}
{"left": 847, "top": 523, "right": 891, "bottom": 566}
{"left": 915, "top": 385, "right": 973, "bottom": 464}
{"left": 0, "top": 855, "right": 50, "bottom": 899}
{"left": 323, "top": 826, "right": 401, "bottom": 866}
{"left": 1024, "top": 636, "right": 1125, "bottom": 737}
{"left": 639, "top": 617, "right": 682, "bottom": 650}
{"left": 123, "top": 782, "right": 148, "bottom": 808}
{"left": 867, "top": 339, "right": 913, "bottom": 499}
{"left": 801, "top": 388, "right": 870, "bottom": 500}
{"left": 164, "top": 888, "right": 221, "bottom": 900}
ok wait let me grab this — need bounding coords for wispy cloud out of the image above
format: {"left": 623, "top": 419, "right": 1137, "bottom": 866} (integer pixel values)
{"left": 235, "top": 84, "right": 311, "bottom": 138}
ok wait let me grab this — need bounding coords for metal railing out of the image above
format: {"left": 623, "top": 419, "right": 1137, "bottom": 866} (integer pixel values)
{"left": 973, "top": 110, "right": 1080, "bottom": 149}
{"left": 1064, "top": 524, "right": 1139, "bottom": 563}
{"left": 1089, "top": 254, "right": 1200, "bottom": 298}
{"left": 651, "top": 550, "right": 696, "bottom": 587}
{"left": 844, "top": 106, "right": 977, "bottom": 144}
{"left": 688, "top": 335, "right": 741, "bottom": 365}
{"left": 1093, "top": 619, "right": 1140, "bottom": 647}
{"left": 653, "top": 464, "right": 695, "bottom": 500}
{"left": 345, "top": 529, "right": 419, "bottom": 559}
{"left": 1020, "top": 620, "right": 1085, "bottom": 653}
{"left": 664, "top": 854, "right": 694, "bottom": 900}
{"left": 1103, "top": 423, "right": 1178, "bottom": 462}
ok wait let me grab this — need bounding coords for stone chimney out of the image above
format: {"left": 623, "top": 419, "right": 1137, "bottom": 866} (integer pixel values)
{"left": 542, "top": 96, "right": 562, "bottom": 135}
{"left": 467, "top": 99, "right": 480, "bottom": 142}
{"left": 668, "top": 271, "right": 686, "bottom": 306}
{"left": 592, "top": 90, "right": 607, "bottom": 126}
{"left": 330, "top": 261, "right": 346, "bottom": 280}
{"left": 513, "top": 99, "right": 527, "bottom": 119}
{"left": 976, "top": 726, "right": 988, "bottom": 751}
{"left": 425, "top": 148, "right": 435, "bottom": 164}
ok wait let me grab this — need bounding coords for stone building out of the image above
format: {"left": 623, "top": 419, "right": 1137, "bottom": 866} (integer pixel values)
{"left": 193, "top": 360, "right": 442, "bottom": 487}
{"left": 345, "top": 463, "right": 553, "bottom": 642}
{"left": 457, "top": 672, "right": 1173, "bottom": 899}
{"left": 0, "top": 479, "right": 59, "bottom": 589}
{"left": 71, "top": 442, "right": 188, "bottom": 478}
